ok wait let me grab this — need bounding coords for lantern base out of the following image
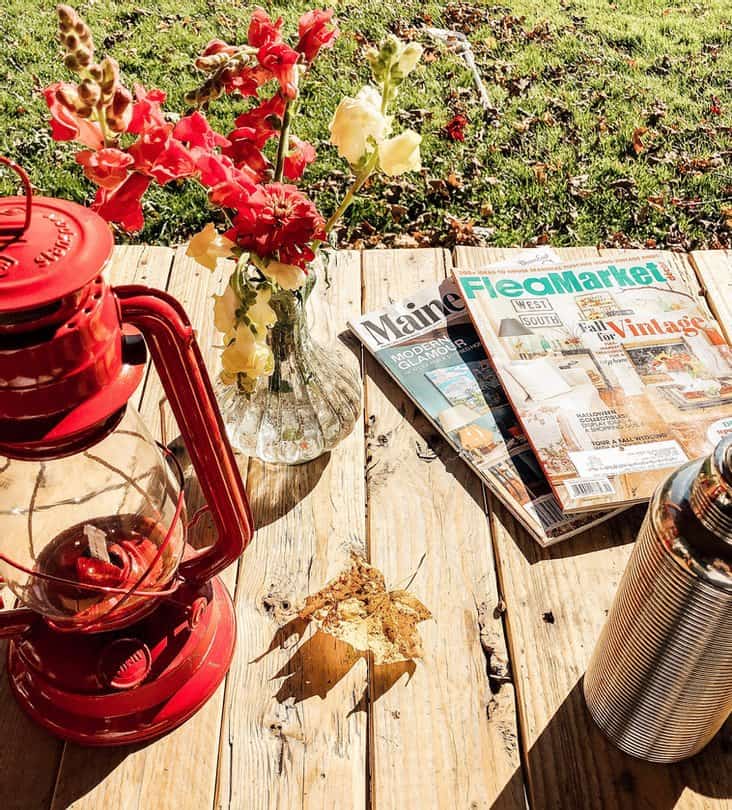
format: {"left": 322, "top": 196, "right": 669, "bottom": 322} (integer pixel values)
{"left": 7, "top": 576, "right": 235, "bottom": 746}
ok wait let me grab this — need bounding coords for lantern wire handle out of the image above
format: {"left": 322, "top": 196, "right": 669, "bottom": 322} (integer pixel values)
{"left": 158, "top": 393, "right": 212, "bottom": 536}
{"left": 0, "top": 156, "right": 32, "bottom": 237}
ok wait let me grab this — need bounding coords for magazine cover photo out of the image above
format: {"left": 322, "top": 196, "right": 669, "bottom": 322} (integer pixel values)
{"left": 455, "top": 254, "right": 732, "bottom": 513}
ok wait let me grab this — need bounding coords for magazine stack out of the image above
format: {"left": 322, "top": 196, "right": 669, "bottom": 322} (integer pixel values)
{"left": 352, "top": 249, "right": 732, "bottom": 544}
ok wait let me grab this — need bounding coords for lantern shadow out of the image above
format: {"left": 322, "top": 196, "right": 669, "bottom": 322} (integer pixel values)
{"left": 257, "top": 617, "right": 416, "bottom": 710}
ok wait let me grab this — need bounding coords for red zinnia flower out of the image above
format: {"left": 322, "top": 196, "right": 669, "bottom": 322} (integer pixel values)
{"left": 225, "top": 183, "right": 325, "bottom": 268}
{"left": 76, "top": 148, "right": 134, "bottom": 190}
{"left": 283, "top": 136, "right": 317, "bottom": 180}
{"left": 296, "top": 9, "right": 339, "bottom": 63}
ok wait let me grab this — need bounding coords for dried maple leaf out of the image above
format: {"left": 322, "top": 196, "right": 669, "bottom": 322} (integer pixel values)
{"left": 299, "top": 554, "right": 431, "bottom": 665}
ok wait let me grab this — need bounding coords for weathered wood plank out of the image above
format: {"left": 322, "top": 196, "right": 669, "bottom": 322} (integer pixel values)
{"left": 51, "top": 246, "right": 239, "bottom": 810}
{"left": 454, "top": 246, "right": 732, "bottom": 810}
{"left": 214, "top": 250, "right": 368, "bottom": 810}
{"left": 363, "top": 248, "right": 526, "bottom": 810}
{"left": 691, "top": 250, "right": 732, "bottom": 343}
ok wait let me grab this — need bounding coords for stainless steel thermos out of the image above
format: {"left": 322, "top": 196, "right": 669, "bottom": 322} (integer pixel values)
{"left": 584, "top": 437, "right": 732, "bottom": 763}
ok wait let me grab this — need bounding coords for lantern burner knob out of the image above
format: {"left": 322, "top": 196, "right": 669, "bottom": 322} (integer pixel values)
{"left": 98, "top": 637, "right": 152, "bottom": 691}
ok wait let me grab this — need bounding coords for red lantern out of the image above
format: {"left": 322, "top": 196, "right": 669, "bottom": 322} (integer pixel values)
{"left": 0, "top": 158, "right": 253, "bottom": 745}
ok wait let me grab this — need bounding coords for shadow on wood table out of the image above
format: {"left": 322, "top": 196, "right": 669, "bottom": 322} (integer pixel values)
{"left": 246, "top": 452, "right": 330, "bottom": 527}
{"left": 253, "top": 615, "right": 417, "bottom": 710}
{"left": 490, "top": 678, "right": 732, "bottom": 810}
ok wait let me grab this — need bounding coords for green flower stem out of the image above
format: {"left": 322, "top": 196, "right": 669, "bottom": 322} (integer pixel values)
{"left": 324, "top": 151, "right": 379, "bottom": 234}
{"left": 274, "top": 72, "right": 300, "bottom": 183}
{"left": 273, "top": 101, "right": 293, "bottom": 182}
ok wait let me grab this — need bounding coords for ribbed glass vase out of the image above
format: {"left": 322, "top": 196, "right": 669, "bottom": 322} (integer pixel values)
{"left": 216, "top": 270, "right": 361, "bottom": 465}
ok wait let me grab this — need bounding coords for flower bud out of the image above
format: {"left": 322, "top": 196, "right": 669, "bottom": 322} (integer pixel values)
{"left": 63, "top": 53, "right": 79, "bottom": 71}
{"left": 98, "top": 57, "right": 119, "bottom": 101}
{"left": 76, "top": 47, "right": 92, "bottom": 68}
{"left": 88, "top": 64, "right": 103, "bottom": 82}
{"left": 396, "top": 42, "right": 423, "bottom": 77}
{"left": 57, "top": 6, "right": 93, "bottom": 56}
{"left": 78, "top": 78, "right": 101, "bottom": 106}
{"left": 56, "top": 84, "right": 80, "bottom": 111}
{"left": 107, "top": 87, "right": 133, "bottom": 132}
{"left": 57, "top": 5, "right": 74, "bottom": 27}
{"left": 195, "top": 52, "right": 231, "bottom": 72}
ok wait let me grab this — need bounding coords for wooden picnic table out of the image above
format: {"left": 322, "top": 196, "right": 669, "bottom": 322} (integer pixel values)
{"left": 1, "top": 246, "right": 731, "bottom": 810}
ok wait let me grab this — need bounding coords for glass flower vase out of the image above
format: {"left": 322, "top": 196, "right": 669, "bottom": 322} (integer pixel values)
{"left": 216, "top": 269, "right": 361, "bottom": 465}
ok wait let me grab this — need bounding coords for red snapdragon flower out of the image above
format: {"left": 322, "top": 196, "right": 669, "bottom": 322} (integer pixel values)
{"left": 296, "top": 9, "right": 339, "bottom": 63}
{"left": 43, "top": 82, "right": 104, "bottom": 149}
{"left": 127, "top": 124, "right": 197, "bottom": 185}
{"left": 174, "top": 111, "right": 230, "bottom": 151}
{"left": 225, "top": 183, "right": 325, "bottom": 268}
{"left": 195, "top": 151, "right": 264, "bottom": 210}
{"left": 92, "top": 172, "right": 152, "bottom": 233}
{"left": 234, "top": 94, "right": 288, "bottom": 148}
{"left": 283, "top": 136, "right": 317, "bottom": 180}
{"left": 248, "top": 8, "right": 284, "bottom": 48}
{"left": 127, "top": 85, "right": 167, "bottom": 134}
{"left": 76, "top": 148, "right": 134, "bottom": 189}
{"left": 201, "top": 39, "right": 239, "bottom": 57}
{"left": 257, "top": 41, "right": 300, "bottom": 99}
{"left": 222, "top": 128, "right": 272, "bottom": 182}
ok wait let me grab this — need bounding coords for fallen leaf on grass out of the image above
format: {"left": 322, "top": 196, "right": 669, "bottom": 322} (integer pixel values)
{"left": 299, "top": 554, "right": 431, "bottom": 665}
{"left": 632, "top": 126, "right": 648, "bottom": 155}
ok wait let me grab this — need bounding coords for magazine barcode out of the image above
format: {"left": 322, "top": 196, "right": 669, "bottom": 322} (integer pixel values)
{"left": 529, "top": 495, "right": 566, "bottom": 529}
{"left": 566, "top": 478, "right": 615, "bottom": 498}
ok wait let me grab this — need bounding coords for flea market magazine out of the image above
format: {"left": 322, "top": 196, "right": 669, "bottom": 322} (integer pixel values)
{"left": 349, "top": 278, "right": 624, "bottom": 545}
{"left": 453, "top": 253, "right": 732, "bottom": 513}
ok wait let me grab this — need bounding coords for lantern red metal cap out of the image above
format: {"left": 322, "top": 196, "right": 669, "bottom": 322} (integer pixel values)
{"left": 0, "top": 157, "right": 139, "bottom": 457}
{"left": 0, "top": 158, "right": 114, "bottom": 314}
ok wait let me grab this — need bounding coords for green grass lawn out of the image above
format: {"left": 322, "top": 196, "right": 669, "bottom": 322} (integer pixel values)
{"left": 1, "top": 0, "right": 731, "bottom": 249}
